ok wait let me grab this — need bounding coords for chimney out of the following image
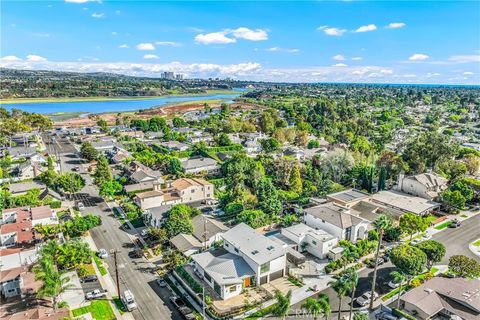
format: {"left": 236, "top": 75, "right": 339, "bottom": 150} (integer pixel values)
{"left": 397, "top": 172, "right": 405, "bottom": 191}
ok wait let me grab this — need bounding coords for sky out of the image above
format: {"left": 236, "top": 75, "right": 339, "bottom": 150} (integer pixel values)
{"left": 1, "top": 0, "right": 480, "bottom": 84}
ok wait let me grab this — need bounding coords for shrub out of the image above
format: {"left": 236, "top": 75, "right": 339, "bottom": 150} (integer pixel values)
{"left": 392, "top": 308, "right": 416, "bottom": 320}
{"left": 410, "top": 278, "right": 422, "bottom": 288}
{"left": 50, "top": 201, "right": 62, "bottom": 209}
{"left": 176, "top": 266, "right": 203, "bottom": 294}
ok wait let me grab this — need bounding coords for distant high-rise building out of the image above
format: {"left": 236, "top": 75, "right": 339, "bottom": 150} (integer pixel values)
{"left": 161, "top": 71, "right": 175, "bottom": 80}
{"left": 175, "top": 74, "right": 184, "bottom": 80}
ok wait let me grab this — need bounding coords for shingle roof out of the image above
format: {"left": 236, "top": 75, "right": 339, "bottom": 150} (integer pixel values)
{"left": 170, "top": 234, "right": 202, "bottom": 254}
{"left": 181, "top": 157, "right": 218, "bottom": 170}
{"left": 304, "top": 203, "right": 365, "bottom": 229}
{"left": 222, "top": 223, "right": 286, "bottom": 265}
{"left": 192, "top": 251, "right": 255, "bottom": 285}
{"left": 400, "top": 277, "right": 480, "bottom": 319}
{"left": 191, "top": 215, "right": 229, "bottom": 242}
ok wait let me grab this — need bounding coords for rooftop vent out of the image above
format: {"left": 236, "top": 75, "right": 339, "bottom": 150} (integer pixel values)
{"left": 267, "top": 246, "right": 274, "bottom": 251}
{"left": 251, "top": 250, "right": 259, "bottom": 255}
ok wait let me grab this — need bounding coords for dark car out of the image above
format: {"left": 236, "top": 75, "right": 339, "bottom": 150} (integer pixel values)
{"left": 80, "top": 275, "right": 98, "bottom": 283}
{"left": 448, "top": 219, "right": 461, "bottom": 228}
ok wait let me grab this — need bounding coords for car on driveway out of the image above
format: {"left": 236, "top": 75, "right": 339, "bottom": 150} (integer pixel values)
{"left": 77, "top": 202, "right": 85, "bottom": 211}
{"left": 375, "top": 312, "right": 398, "bottom": 320}
{"left": 366, "top": 258, "right": 385, "bottom": 268}
{"left": 356, "top": 291, "right": 379, "bottom": 307}
{"left": 85, "top": 289, "right": 108, "bottom": 300}
{"left": 156, "top": 278, "right": 167, "bottom": 287}
{"left": 80, "top": 275, "right": 98, "bottom": 283}
{"left": 448, "top": 219, "right": 461, "bottom": 228}
{"left": 411, "top": 232, "right": 431, "bottom": 245}
{"left": 388, "top": 279, "right": 401, "bottom": 289}
{"left": 98, "top": 248, "right": 108, "bottom": 259}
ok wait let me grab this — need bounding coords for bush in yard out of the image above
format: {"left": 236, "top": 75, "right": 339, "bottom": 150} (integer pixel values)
{"left": 50, "top": 201, "right": 62, "bottom": 209}
{"left": 410, "top": 278, "right": 422, "bottom": 288}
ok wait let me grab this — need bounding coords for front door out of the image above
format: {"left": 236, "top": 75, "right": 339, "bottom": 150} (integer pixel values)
{"left": 243, "top": 277, "right": 251, "bottom": 288}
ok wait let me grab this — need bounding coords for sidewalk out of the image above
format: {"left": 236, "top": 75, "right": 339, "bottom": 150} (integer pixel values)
{"left": 84, "top": 235, "right": 135, "bottom": 320}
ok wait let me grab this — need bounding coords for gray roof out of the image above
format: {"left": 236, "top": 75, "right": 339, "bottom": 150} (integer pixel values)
{"left": 9, "top": 181, "right": 47, "bottom": 194}
{"left": 370, "top": 190, "right": 439, "bottom": 215}
{"left": 7, "top": 146, "right": 36, "bottom": 158}
{"left": 327, "top": 189, "right": 370, "bottom": 204}
{"left": 222, "top": 223, "right": 286, "bottom": 265}
{"left": 191, "top": 215, "right": 229, "bottom": 243}
{"left": 145, "top": 205, "right": 173, "bottom": 219}
{"left": 91, "top": 140, "right": 116, "bottom": 150}
{"left": 170, "top": 234, "right": 202, "bottom": 255}
{"left": 130, "top": 170, "right": 163, "bottom": 183}
{"left": 192, "top": 251, "right": 255, "bottom": 285}
{"left": 400, "top": 277, "right": 480, "bottom": 319}
{"left": 181, "top": 157, "right": 218, "bottom": 170}
{"left": 304, "top": 203, "right": 366, "bottom": 229}
{"left": 283, "top": 223, "right": 336, "bottom": 242}
{"left": 124, "top": 181, "right": 155, "bottom": 193}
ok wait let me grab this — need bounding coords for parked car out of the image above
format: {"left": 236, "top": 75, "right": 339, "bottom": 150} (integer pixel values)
{"left": 77, "top": 202, "right": 85, "bottom": 211}
{"left": 156, "top": 278, "right": 167, "bottom": 287}
{"left": 140, "top": 229, "right": 149, "bottom": 237}
{"left": 375, "top": 312, "right": 398, "bottom": 320}
{"left": 356, "top": 291, "right": 379, "bottom": 307}
{"left": 411, "top": 232, "right": 431, "bottom": 245}
{"left": 122, "top": 290, "right": 137, "bottom": 311}
{"left": 80, "top": 275, "right": 98, "bottom": 283}
{"left": 449, "top": 219, "right": 461, "bottom": 228}
{"left": 170, "top": 296, "right": 191, "bottom": 315}
{"left": 72, "top": 166, "right": 80, "bottom": 172}
{"left": 85, "top": 289, "right": 108, "bottom": 300}
{"left": 388, "top": 280, "right": 401, "bottom": 289}
{"left": 366, "top": 258, "right": 385, "bottom": 268}
{"left": 98, "top": 248, "right": 108, "bottom": 259}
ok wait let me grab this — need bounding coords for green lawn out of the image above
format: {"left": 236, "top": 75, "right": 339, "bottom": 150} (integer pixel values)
{"left": 93, "top": 256, "right": 108, "bottom": 276}
{"left": 424, "top": 215, "right": 438, "bottom": 225}
{"left": 112, "top": 296, "right": 126, "bottom": 314}
{"left": 434, "top": 221, "right": 452, "bottom": 230}
{"left": 473, "top": 239, "right": 480, "bottom": 247}
{"left": 83, "top": 263, "right": 96, "bottom": 276}
{"left": 72, "top": 300, "right": 115, "bottom": 320}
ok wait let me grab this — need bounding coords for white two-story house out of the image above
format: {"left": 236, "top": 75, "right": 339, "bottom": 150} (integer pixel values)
{"left": 191, "top": 223, "right": 287, "bottom": 300}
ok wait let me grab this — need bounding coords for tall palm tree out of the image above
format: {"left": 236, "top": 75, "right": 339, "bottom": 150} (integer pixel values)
{"left": 303, "top": 294, "right": 331, "bottom": 320}
{"left": 34, "top": 258, "right": 73, "bottom": 310}
{"left": 369, "top": 214, "right": 392, "bottom": 310}
{"left": 390, "top": 271, "right": 406, "bottom": 308}
{"left": 272, "top": 290, "right": 292, "bottom": 319}
{"left": 329, "top": 277, "right": 349, "bottom": 320}
{"left": 342, "top": 267, "right": 359, "bottom": 320}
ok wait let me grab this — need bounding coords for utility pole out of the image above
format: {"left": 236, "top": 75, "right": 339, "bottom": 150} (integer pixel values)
{"left": 112, "top": 249, "right": 121, "bottom": 295}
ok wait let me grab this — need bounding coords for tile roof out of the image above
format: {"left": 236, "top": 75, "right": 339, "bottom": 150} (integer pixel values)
{"left": 30, "top": 206, "right": 54, "bottom": 221}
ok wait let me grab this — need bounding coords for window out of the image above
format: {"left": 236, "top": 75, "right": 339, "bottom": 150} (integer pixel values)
{"left": 260, "top": 262, "right": 270, "bottom": 273}
{"left": 234, "top": 247, "right": 239, "bottom": 253}
{"left": 311, "top": 240, "right": 317, "bottom": 245}
{"left": 204, "top": 273, "right": 212, "bottom": 282}
{"left": 229, "top": 285, "right": 237, "bottom": 293}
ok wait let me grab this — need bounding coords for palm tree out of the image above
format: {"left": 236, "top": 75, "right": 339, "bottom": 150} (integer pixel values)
{"left": 329, "top": 277, "right": 349, "bottom": 320}
{"left": 272, "top": 290, "right": 292, "bottom": 319}
{"left": 369, "top": 214, "right": 392, "bottom": 310}
{"left": 390, "top": 271, "right": 406, "bottom": 308}
{"left": 342, "top": 267, "right": 359, "bottom": 320}
{"left": 303, "top": 294, "right": 331, "bottom": 320}
{"left": 341, "top": 248, "right": 359, "bottom": 271}
{"left": 34, "top": 258, "right": 73, "bottom": 310}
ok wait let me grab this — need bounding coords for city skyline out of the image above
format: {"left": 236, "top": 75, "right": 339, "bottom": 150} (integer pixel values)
{"left": 1, "top": 0, "right": 479, "bottom": 84}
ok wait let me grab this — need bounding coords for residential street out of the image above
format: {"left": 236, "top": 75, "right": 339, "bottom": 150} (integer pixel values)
{"left": 45, "top": 134, "right": 182, "bottom": 320}
{"left": 433, "top": 212, "right": 480, "bottom": 263}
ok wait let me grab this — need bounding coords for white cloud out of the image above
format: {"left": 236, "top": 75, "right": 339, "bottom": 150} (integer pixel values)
{"left": 354, "top": 24, "right": 377, "bottom": 33}
{"left": 266, "top": 47, "right": 299, "bottom": 53}
{"left": 194, "top": 27, "right": 268, "bottom": 45}
{"left": 352, "top": 57, "right": 363, "bottom": 61}
{"left": 119, "top": 44, "right": 129, "bottom": 48}
{"left": 143, "top": 54, "right": 159, "bottom": 60}
{"left": 91, "top": 13, "right": 104, "bottom": 18}
{"left": 409, "top": 53, "right": 429, "bottom": 61}
{"left": 332, "top": 63, "right": 348, "bottom": 67}
{"left": 155, "top": 41, "right": 182, "bottom": 47}
{"left": 26, "top": 54, "right": 47, "bottom": 61}
{"left": 463, "top": 71, "right": 474, "bottom": 75}
{"left": 448, "top": 55, "right": 480, "bottom": 63}
{"left": 386, "top": 22, "right": 406, "bottom": 29}
{"left": 195, "top": 32, "right": 236, "bottom": 45}
{"left": 317, "top": 26, "right": 346, "bottom": 36}
{"left": 111, "top": 32, "right": 117, "bottom": 36}
{"left": 136, "top": 43, "right": 156, "bottom": 50}
{"left": 426, "top": 72, "right": 441, "bottom": 77}
{"left": 231, "top": 27, "right": 268, "bottom": 41}
{"left": 1, "top": 55, "right": 22, "bottom": 61}
{"left": 333, "top": 54, "right": 346, "bottom": 61}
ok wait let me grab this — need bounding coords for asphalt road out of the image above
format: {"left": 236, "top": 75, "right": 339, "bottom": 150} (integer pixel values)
{"left": 45, "top": 134, "right": 182, "bottom": 320}
{"left": 432, "top": 213, "right": 480, "bottom": 263}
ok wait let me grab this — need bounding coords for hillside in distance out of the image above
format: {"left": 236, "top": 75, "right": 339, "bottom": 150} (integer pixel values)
{"left": 0, "top": 68, "right": 242, "bottom": 99}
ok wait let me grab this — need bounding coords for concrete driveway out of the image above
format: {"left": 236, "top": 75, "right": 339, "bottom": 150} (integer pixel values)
{"left": 59, "top": 270, "right": 86, "bottom": 309}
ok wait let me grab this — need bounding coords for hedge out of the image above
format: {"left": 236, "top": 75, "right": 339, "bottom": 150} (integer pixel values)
{"left": 176, "top": 265, "right": 203, "bottom": 294}
{"left": 392, "top": 308, "right": 416, "bottom": 320}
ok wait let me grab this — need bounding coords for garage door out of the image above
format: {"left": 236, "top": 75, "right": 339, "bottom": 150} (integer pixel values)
{"left": 269, "top": 269, "right": 284, "bottom": 282}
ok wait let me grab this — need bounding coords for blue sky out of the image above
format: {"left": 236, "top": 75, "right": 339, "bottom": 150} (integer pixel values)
{"left": 1, "top": 1, "right": 479, "bottom": 84}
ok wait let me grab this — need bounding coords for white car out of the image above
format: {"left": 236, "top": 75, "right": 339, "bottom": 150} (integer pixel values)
{"left": 411, "top": 233, "right": 431, "bottom": 245}
{"left": 98, "top": 248, "right": 108, "bottom": 259}
{"left": 77, "top": 202, "right": 85, "bottom": 211}
{"left": 388, "top": 280, "right": 401, "bottom": 289}
{"left": 356, "top": 291, "right": 379, "bottom": 307}
{"left": 85, "top": 289, "right": 107, "bottom": 300}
